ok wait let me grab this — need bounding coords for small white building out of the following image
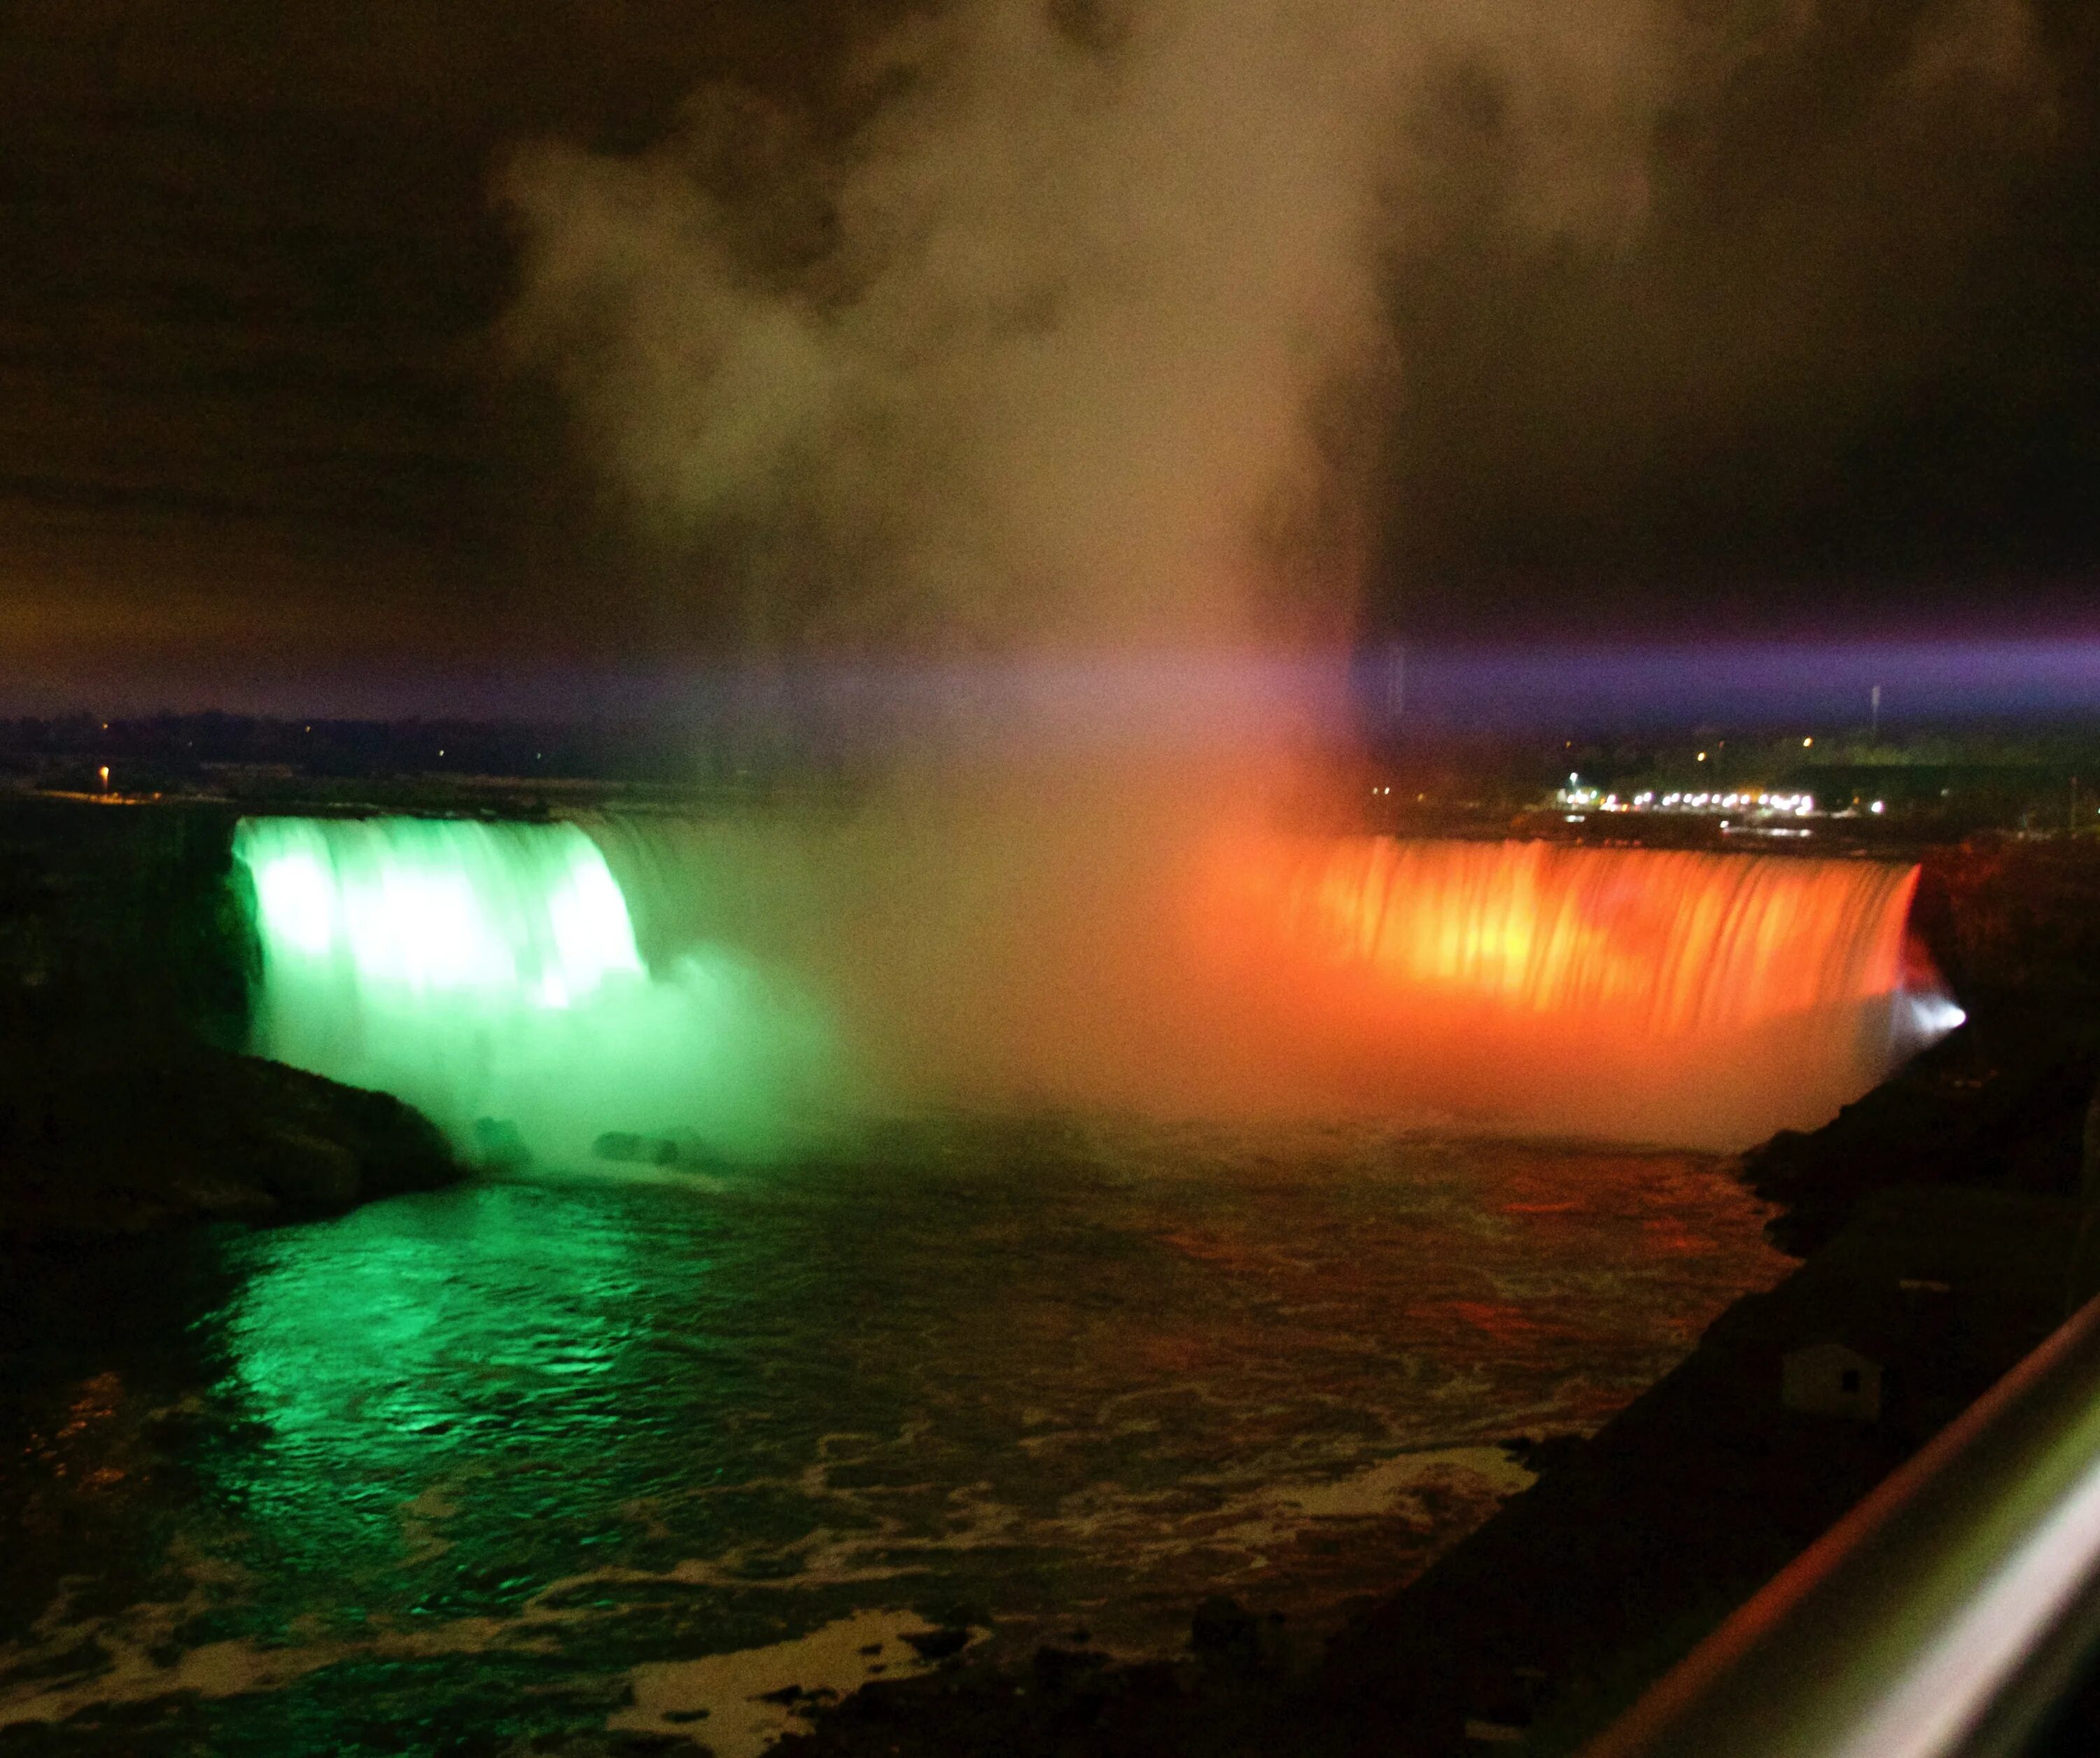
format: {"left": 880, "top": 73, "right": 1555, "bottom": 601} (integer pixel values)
{"left": 1782, "top": 1341, "right": 1884, "bottom": 1421}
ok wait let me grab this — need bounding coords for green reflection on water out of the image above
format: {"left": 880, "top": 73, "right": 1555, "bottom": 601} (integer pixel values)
{"left": 209, "top": 1179, "right": 793, "bottom": 1622}
{"left": 5, "top": 1126, "right": 1788, "bottom": 1754}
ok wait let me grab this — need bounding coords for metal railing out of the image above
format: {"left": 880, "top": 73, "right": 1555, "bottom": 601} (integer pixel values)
{"left": 1583, "top": 1291, "right": 2100, "bottom": 1758}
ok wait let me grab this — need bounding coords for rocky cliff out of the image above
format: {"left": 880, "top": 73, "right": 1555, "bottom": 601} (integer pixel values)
{"left": 0, "top": 795, "right": 459, "bottom": 1247}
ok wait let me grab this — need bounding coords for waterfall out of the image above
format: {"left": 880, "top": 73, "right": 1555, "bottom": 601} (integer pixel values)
{"left": 1202, "top": 835, "right": 1953, "bottom": 1147}
{"left": 1273, "top": 838, "right": 1918, "bottom": 1036}
{"left": 234, "top": 816, "right": 1959, "bottom": 1161}
{"left": 233, "top": 816, "right": 838, "bottom": 1168}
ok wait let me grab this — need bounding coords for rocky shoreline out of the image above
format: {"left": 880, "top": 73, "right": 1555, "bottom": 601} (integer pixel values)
{"left": 743, "top": 846, "right": 2100, "bottom": 1758}
{"left": 745, "top": 1069, "right": 2088, "bottom": 1758}
{"left": 0, "top": 1042, "right": 460, "bottom": 1248}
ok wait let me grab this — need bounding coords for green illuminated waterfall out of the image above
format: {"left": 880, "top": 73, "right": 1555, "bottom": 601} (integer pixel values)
{"left": 234, "top": 816, "right": 836, "bottom": 1166}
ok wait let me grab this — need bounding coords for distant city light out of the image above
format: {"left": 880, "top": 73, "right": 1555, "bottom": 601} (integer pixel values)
{"left": 1803, "top": 737, "right": 1813, "bottom": 747}
{"left": 1555, "top": 781, "right": 1818, "bottom": 822}
{"left": 1871, "top": 800, "right": 1886, "bottom": 814}
{"left": 1697, "top": 751, "right": 1707, "bottom": 762}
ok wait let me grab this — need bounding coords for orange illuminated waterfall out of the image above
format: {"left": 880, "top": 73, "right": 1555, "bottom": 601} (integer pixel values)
{"left": 1280, "top": 839, "right": 1915, "bottom": 1035}
{"left": 1200, "top": 837, "right": 1952, "bottom": 1149}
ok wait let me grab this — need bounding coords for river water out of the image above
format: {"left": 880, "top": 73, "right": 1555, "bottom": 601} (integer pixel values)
{"left": 1, "top": 1119, "right": 1785, "bottom": 1755}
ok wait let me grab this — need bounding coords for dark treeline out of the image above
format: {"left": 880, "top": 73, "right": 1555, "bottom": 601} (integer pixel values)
{"left": 0, "top": 713, "right": 702, "bottom": 788}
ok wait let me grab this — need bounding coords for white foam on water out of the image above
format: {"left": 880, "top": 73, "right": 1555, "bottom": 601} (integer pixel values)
{"left": 608, "top": 1607, "right": 980, "bottom": 1758}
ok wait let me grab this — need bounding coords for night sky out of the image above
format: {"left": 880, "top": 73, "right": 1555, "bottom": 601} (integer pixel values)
{"left": 1, "top": 0, "right": 2094, "bottom": 712}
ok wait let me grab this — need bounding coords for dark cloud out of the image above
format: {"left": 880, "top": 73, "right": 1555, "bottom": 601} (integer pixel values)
{"left": 1376, "top": 0, "right": 2100, "bottom": 637}
{"left": 0, "top": 0, "right": 2091, "bottom": 706}
{"left": 0, "top": 1, "right": 886, "bottom": 704}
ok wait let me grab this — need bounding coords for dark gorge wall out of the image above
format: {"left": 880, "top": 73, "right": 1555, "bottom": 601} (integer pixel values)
{"left": 0, "top": 796, "right": 254, "bottom": 1053}
{"left": 1913, "top": 840, "right": 2100, "bottom": 1001}
{"left": 0, "top": 797, "right": 454, "bottom": 1246}
{"left": 1746, "top": 839, "right": 2100, "bottom": 1257}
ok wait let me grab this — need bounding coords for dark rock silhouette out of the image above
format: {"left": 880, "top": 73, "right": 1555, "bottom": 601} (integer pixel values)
{"left": 0, "top": 795, "right": 461, "bottom": 1248}
{"left": 1, "top": 1044, "right": 458, "bottom": 1245}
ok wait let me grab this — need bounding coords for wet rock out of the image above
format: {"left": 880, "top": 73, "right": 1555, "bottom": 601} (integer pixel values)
{"left": 900, "top": 1626, "right": 972, "bottom": 1663}
{"left": 1189, "top": 1596, "right": 1288, "bottom": 1679}
{"left": 1, "top": 1045, "right": 460, "bottom": 1248}
{"left": 1502, "top": 1433, "right": 1587, "bottom": 1474}
{"left": 523, "top": 1734, "right": 703, "bottom": 1755}
{"left": 1031, "top": 1644, "right": 1110, "bottom": 1693}
{"left": 1189, "top": 1595, "right": 1252, "bottom": 1657}
{"left": 591, "top": 1130, "right": 729, "bottom": 1171}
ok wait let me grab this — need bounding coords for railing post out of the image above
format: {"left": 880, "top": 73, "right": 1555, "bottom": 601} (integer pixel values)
{"left": 1583, "top": 1290, "right": 2100, "bottom": 1758}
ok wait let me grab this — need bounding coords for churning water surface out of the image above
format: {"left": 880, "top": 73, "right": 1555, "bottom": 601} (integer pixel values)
{"left": 1, "top": 1119, "right": 1786, "bottom": 1755}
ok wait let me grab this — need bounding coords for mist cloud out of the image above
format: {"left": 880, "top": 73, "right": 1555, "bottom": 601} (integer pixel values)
{"left": 1376, "top": 0, "right": 2071, "bottom": 634}
{"left": 498, "top": 0, "right": 1673, "bottom": 668}
{"left": 483, "top": 0, "right": 2067, "bottom": 1137}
